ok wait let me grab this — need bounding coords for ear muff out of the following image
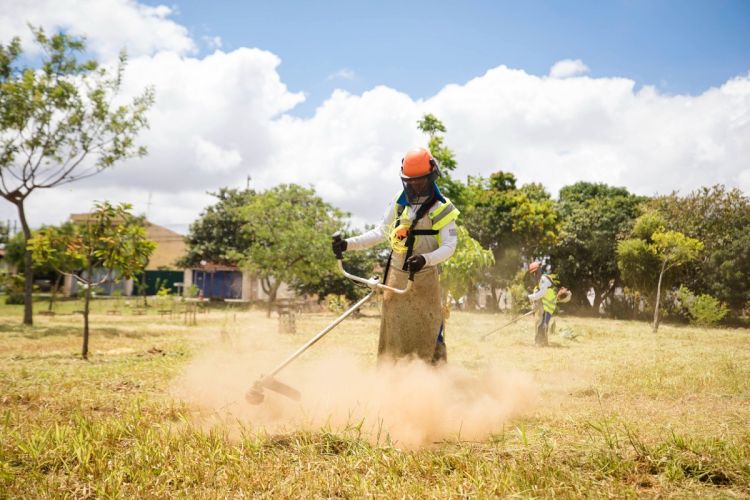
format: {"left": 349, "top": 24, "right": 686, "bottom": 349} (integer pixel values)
{"left": 429, "top": 157, "right": 442, "bottom": 179}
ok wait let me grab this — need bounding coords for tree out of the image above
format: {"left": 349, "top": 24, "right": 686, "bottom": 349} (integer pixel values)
{"left": 617, "top": 212, "right": 703, "bottom": 332}
{"left": 440, "top": 225, "right": 495, "bottom": 304}
{"left": 462, "top": 172, "right": 558, "bottom": 308}
{"left": 178, "top": 187, "right": 256, "bottom": 267}
{"left": 550, "top": 182, "right": 643, "bottom": 314}
{"left": 292, "top": 228, "right": 382, "bottom": 304}
{"left": 28, "top": 202, "right": 155, "bottom": 358}
{"left": 417, "top": 113, "right": 465, "bottom": 207}
{"left": 239, "top": 184, "right": 346, "bottom": 316}
{"left": 650, "top": 231, "right": 704, "bottom": 332}
{"left": 5, "top": 229, "right": 64, "bottom": 311}
{"left": 0, "top": 27, "right": 154, "bottom": 325}
{"left": 649, "top": 186, "right": 750, "bottom": 314}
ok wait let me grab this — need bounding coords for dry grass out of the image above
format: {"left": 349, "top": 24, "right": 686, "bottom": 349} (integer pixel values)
{"left": 1, "top": 298, "right": 749, "bottom": 497}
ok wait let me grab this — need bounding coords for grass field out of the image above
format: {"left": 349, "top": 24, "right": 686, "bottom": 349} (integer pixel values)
{"left": 1, "top": 297, "right": 749, "bottom": 497}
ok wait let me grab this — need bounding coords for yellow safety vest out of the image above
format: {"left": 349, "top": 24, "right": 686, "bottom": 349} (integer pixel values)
{"left": 542, "top": 287, "right": 557, "bottom": 314}
{"left": 389, "top": 199, "right": 460, "bottom": 254}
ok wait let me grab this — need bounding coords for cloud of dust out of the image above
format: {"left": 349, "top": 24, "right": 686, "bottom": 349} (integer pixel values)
{"left": 171, "top": 333, "right": 537, "bottom": 449}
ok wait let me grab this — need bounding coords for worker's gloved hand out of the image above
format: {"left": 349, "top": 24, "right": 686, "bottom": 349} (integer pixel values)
{"left": 331, "top": 238, "right": 347, "bottom": 257}
{"left": 406, "top": 254, "right": 426, "bottom": 273}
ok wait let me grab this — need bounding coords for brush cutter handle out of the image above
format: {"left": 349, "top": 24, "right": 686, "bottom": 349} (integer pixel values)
{"left": 332, "top": 232, "right": 346, "bottom": 260}
{"left": 333, "top": 232, "right": 412, "bottom": 293}
{"left": 336, "top": 260, "right": 413, "bottom": 294}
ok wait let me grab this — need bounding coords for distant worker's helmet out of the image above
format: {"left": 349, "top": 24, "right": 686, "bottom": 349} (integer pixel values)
{"left": 528, "top": 261, "right": 542, "bottom": 273}
{"left": 400, "top": 148, "right": 441, "bottom": 205}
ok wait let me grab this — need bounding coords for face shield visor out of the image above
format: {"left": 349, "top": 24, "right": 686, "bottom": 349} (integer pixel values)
{"left": 401, "top": 172, "right": 437, "bottom": 205}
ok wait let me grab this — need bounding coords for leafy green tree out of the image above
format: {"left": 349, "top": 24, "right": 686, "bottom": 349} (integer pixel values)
{"left": 617, "top": 212, "right": 703, "bottom": 332}
{"left": 179, "top": 188, "right": 256, "bottom": 267}
{"left": 28, "top": 202, "right": 155, "bottom": 358}
{"left": 550, "top": 182, "right": 643, "bottom": 314}
{"left": 417, "top": 113, "right": 465, "bottom": 207}
{"left": 239, "top": 184, "right": 346, "bottom": 316}
{"left": 0, "top": 27, "right": 154, "bottom": 325}
{"left": 440, "top": 225, "right": 495, "bottom": 304}
{"left": 650, "top": 231, "right": 704, "bottom": 332}
{"left": 649, "top": 186, "right": 750, "bottom": 314}
{"left": 5, "top": 229, "right": 64, "bottom": 311}
{"left": 462, "top": 172, "right": 558, "bottom": 308}
{"left": 292, "top": 229, "right": 382, "bottom": 303}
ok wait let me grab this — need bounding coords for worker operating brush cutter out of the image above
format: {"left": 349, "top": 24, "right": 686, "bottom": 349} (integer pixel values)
{"left": 334, "top": 148, "right": 460, "bottom": 364}
{"left": 527, "top": 261, "right": 571, "bottom": 347}
{"left": 245, "top": 147, "right": 459, "bottom": 405}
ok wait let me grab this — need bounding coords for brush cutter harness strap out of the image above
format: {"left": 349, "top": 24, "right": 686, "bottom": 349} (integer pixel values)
{"left": 388, "top": 198, "right": 459, "bottom": 271}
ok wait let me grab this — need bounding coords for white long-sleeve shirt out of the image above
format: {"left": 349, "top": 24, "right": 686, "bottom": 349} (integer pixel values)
{"left": 346, "top": 196, "right": 458, "bottom": 267}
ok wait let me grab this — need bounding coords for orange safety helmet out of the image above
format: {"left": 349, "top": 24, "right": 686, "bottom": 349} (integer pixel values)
{"left": 400, "top": 148, "right": 441, "bottom": 204}
{"left": 402, "top": 148, "right": 436, "bottom": 177}
{"left": 528, "top": 261, "right": 542, "bottom": 273}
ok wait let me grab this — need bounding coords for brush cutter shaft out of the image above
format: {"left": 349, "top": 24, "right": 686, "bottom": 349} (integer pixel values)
{"left": 481, "top": 309, "right": 536, "bottom": 340}
{"left": 268, "top": 290, "right": 375, "bottom": 378}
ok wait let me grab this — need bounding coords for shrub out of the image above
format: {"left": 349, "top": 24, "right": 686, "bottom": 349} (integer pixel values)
{"left": 324, "top": 294, "right": 349, "bottom": 314}
{"left": 676, "top": 285, "right": 728, "bottom": 326}
{"left": 690, "top": 294, "right": 729, "bottom": 326}
{"left": 3, "top": 274, "right": 26, "bottom": 304}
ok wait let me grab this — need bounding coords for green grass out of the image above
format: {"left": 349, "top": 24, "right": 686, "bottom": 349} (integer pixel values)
{"left": 0, "top": 299, "right": 748, "bottom": 497}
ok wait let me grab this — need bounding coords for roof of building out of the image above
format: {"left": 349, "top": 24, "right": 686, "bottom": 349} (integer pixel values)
{"left": 69, "top": 213, "right": 186, "bottom": 270}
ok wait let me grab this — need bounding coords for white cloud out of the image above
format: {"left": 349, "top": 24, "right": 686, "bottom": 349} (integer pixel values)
{"left": 202, "top": 35, "right": 223, "bottom": 50}
{"left": 327, "top": 68, "right": 356, "bottom": 80}
{"left": 0, "top": 0, "right": 194, "bottom": 58}
{"left": 2, "top": 1, "right": 749, "bottom": 237}
{"left": 193, "top": 137, "right": 242, "bottom": 172}
{"left": 549, "top": 59, "right": 590, "bottom": 78}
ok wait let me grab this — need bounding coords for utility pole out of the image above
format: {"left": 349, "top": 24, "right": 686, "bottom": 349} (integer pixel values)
{"left": 146, "top": 192, "right": 153, "bottom": 219}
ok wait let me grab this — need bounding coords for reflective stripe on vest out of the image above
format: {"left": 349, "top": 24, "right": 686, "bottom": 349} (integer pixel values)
{"left": 390, "top": 198, "right": 459, "bottom": 251}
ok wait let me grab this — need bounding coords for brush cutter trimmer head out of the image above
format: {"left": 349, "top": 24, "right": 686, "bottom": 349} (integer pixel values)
{"left": 245, "top": 375, "right": 301, "bottom": 405}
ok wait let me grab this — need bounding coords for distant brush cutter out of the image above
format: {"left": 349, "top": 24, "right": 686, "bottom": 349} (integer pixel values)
{"left": 480, "top": 309, "right": 536, "bottom": 340}
{"left": 245, "top": 233, "right": 415, "bottom": 405}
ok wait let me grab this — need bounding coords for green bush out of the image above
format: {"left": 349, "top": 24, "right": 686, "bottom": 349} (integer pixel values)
{"left": 324, "top": 294, "right": 349, "bottom": 314}
{"left": 690, "top": 294, "right": 729, "bottom": 326}
{"left": 676, "top": 285, "right": 728, "bottom": 326}
{"left": 3, "top": 274, "right": 25, "bottom": 305}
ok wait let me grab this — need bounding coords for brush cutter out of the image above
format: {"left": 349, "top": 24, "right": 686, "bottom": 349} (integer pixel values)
{"left": 480, "top": 309, "right": 536, "bottom": 340}
{"left": 245, "top": 233, "right": 415, "bottom": 405}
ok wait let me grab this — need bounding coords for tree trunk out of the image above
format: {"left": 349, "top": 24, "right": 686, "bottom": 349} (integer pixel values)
{"left": 266, "top": 280, "right": 279, "bottom": 318}
{"left": 466, "top": 284, "right": 478, "bottom": 310}
{"left": 49, "top": 273, "right": 63, "bottom": 312}
{"left": 82, "top": 270, "right": 92, "bottom": 359}
{"left": 141, "top": 272, "right": 149, "bottom": 307}
{"left": 593, "top": 292, "right": 603, "bottom": 316}
{"left": 488, "top": 286, "right": 499, "bottom": 312}
{"left": 15, "top": 201, "right": 33, "bottom": 326}
{"left": 652, "top": 260, "right": 667, "bottom": 333}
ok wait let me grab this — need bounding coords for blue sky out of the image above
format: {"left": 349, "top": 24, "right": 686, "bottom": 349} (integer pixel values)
{"left": 153, "top": 0, "right": 750, "bottom": 116}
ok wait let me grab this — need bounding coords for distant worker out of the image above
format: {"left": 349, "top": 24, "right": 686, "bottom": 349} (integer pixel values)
{"left": 527, "top": 261, "right": 571, "bottom": 347}
{"left": 331, "top": 148, "right": 460, "bottom": 364}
